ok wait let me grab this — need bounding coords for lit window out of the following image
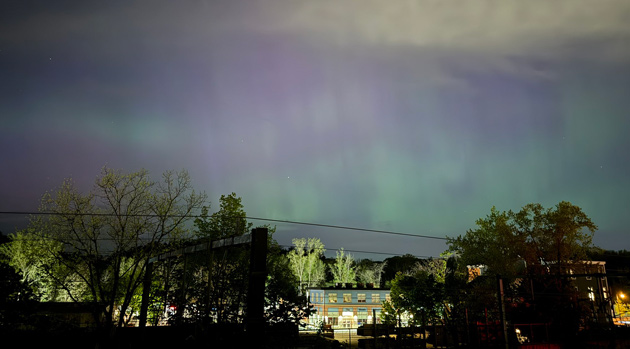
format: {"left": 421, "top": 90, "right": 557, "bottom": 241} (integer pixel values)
{"left": 357, "top": 308, "right": 368, "bottom": 323}
{"left": 358, "top": 294, "right": 366, "bottom": 303}
{"left": 343, "top": 293, "right": 352, "bottom": 303}
{"left": 372, "top": 294, "right": 381, "bottom": 303}
{"left": 329, "top": 293, "right": 338, "bottom": 303}
{"left": 588, "top": 287, "right": 595, "bottom": 301}
{"left": 328, "top": 308, "right": 339, "bottom": 325}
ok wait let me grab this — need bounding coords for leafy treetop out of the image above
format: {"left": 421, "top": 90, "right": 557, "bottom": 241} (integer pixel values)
{"left": 448, "top": 201, "right": 597, "bottom": 276}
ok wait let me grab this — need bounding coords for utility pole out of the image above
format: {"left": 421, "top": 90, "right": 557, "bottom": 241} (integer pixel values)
{"left": 246, "top": 227, "right": 268, "bottom": 340}
{"left": 373, "top": 308, "right": 378, "bottom": 348}
{"left": 497, "top": 275, "right": 509, "bottom": 349}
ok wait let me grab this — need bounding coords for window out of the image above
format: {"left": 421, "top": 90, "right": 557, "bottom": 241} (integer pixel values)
{"left": 343, "top": 293, "right": 352, "bottom": 303}
{"left": 588, "top": 287, "right": 595, "bottom": 301}
{"left": 328, "top": 308, "right": 339, "bottom": 325}
{"left": 357, "top": 308, "right": 368, "bottom": 325}
{"left": 329, "top": 293, "right": 338, "bottom": 303}
{"left": 358, "top": 294, "right": 366, "bottom": 303}
{"left": 372, "top": 294, "right": 381, "bottom": 304}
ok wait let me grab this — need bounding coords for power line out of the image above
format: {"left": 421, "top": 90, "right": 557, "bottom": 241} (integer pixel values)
{"left": 0, "top": 233, "right": 443, "bottom": 259}
{"left": 278, "top": 244, "right": 441, "bottom": 259}
{"left": 0, "top": 211, "right": 448, "bottom": 241}
{"left": 248, "top": 216, "right": 447, "bottom": 241}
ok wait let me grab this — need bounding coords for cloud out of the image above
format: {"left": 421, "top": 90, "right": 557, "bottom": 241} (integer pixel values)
{"left": 261, "top": 0, "right": 630, "bottom": 59}
{"left": 6, "top": 1, "right": 629, "bottom": 58}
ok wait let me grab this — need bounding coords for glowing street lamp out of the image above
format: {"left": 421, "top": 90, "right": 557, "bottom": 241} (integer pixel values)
{"left": 614, "top": 292, "right": 629, "bottom": 324}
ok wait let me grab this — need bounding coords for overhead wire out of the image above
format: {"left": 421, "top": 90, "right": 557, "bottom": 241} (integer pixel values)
{"left": 0, "top": 210, "right": 447, "bottom": 259}
{"left": 0, "top": 210, "right": 448, "bottom": 240}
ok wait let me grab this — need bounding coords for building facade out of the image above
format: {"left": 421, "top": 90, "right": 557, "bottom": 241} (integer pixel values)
{"left": 468, "top": 260, "right": 614, "bottom": 326}
{"left": 307, "top": 286, "right": 390, "bottom": 328}
{"left": 569, "top": 261, "right": 613, "bottom": 325}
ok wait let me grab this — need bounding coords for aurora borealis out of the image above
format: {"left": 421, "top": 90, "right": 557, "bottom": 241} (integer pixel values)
{"left": 1, "top": 1, "right": 629, "bottom": 258}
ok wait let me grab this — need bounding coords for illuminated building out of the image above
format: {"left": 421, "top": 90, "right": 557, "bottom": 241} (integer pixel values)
{"left": 306, "top": 285, "right": 391, "bottom": 328}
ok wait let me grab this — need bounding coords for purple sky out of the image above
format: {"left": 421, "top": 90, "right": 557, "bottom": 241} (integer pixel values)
{"left": 2, "top": 1, "right": 630, "bottom": 259}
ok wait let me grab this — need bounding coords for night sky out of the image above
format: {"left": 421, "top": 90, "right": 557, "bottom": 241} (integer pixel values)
{"left": 2, "top": 1, "right": 629, "bottom": 259}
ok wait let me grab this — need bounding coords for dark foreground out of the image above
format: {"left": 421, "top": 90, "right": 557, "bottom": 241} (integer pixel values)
{"left": 4, "top": 325, "right": 630, "bottom": 349}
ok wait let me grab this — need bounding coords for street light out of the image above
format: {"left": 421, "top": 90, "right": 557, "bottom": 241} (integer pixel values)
{"left": 616, "top": 292, "right": 629, "bottom": 325}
